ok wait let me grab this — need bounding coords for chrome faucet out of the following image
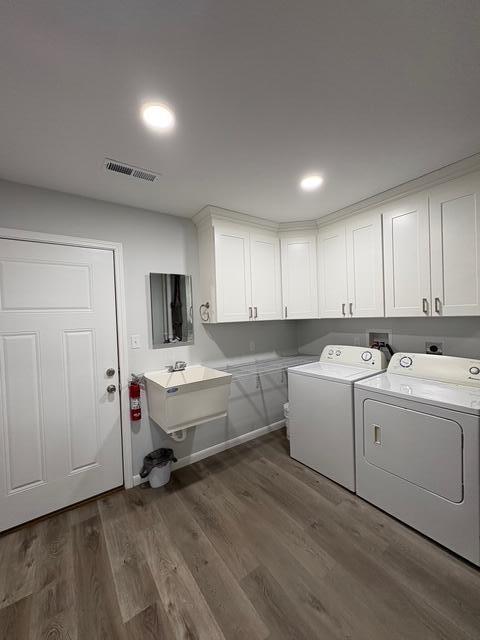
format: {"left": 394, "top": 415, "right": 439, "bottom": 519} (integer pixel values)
{"left": 168, "top": 361, "right": 187, "bottom": 372}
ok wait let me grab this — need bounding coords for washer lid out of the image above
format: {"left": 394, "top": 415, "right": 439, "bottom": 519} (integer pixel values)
{"left": 356, "top": 372, "right": 480, "bottom": 415}
{"left": 288, "top": 361, "right": 385, "bottom": 385}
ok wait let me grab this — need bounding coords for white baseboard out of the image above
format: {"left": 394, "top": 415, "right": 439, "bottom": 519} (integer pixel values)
{"left": 132, "top": 419, "right": 285, "bottom": 487}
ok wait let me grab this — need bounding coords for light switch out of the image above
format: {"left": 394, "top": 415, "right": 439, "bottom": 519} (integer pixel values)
{"left": 130, "top": 334, "right": 141, "bottom": 349}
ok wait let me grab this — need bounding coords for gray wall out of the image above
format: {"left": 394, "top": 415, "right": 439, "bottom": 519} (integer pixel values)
{"left": 297, "top": 317, "right": 480, "bottom": 359}
{"left": 0, "top": 179, "right": 297, "bottom": 476}
{"left": 4, "top": 177, "right": 477, "bottom": 478}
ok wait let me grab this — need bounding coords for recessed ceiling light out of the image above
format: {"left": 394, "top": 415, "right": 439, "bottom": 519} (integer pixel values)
{"left": 300, "top": 174, "right": 324, "bottom": 191}
{"left": 141, "top": 103, "right": 175, "bottom": 131}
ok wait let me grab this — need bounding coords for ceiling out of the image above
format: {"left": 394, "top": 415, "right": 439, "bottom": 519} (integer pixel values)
{"left": 0, "top": 0, "right": 479, "bottom": 222}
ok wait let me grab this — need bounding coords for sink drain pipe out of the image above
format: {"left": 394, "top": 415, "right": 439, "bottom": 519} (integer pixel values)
{"left": 170, "top": 429, "right": 187, "bottom": 442}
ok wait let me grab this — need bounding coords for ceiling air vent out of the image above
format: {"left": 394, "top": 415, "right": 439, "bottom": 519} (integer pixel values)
{"left": 104, "top": 158, "right": 160, "bottom": 183}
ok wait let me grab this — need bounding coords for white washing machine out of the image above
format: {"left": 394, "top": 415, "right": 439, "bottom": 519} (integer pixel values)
{"left": 355, "top": 352, "right": 480, "bottom": 565}
{"left": 288, "top": 345, "right": 387, "bottom": 491}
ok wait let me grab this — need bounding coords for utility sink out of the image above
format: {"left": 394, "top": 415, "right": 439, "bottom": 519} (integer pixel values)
{"left": 144, "top": 366, "right": 232, "bottom": 434}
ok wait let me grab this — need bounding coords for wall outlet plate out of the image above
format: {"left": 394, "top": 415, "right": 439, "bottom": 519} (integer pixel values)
{"left": 425, "top": 341, "right": 443, "bottom": 355}
{"left": 130, "top": 334, "right": 141, "bottom": 349}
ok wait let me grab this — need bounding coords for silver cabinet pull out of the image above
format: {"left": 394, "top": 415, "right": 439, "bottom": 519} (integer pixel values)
{"left": 284, "top": 306, "right": 288, "bottom": 318}
{"left": 373, "top": 424, "right": 382, "bottom": 445}
{"left": 106, "top": 368, "right": 116, "bottom": 377}
{"left": 422, "top": 298, "right": 428, "bottom": 314}
{"left": 254, "top": 306, "right": 258, "bottom": 319}
{"left": 248, "top": 306, "right": 253, "bottom": 319}
{"left": 434, "top": 297, "right": 441, "bottom": 314}
{"left": 106, "top": 384, "right": 117, "bottom": 393}
{"left": 349, "top": 302, "right": 353, "bottom": 316}
{"left": 342, "top": 303, "right": 346, "bottom": 316}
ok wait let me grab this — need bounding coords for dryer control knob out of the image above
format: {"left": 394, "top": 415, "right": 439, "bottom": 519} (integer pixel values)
{"left": 400, "top": 356, "right": 413, "bottom": 368}
{"left": 335, "top": 350, "right": 341, "bottom": 356}
{"left": 361, "top": 351, "right": 372, "bottom": 361}
{"left": 328, "top": 349, "right": 334, "bottom": 355}
{"left": 469, "top": 366, "right": 480, "bottom": 375}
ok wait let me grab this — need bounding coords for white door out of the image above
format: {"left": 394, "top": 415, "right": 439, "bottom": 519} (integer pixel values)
{"left": 0, "top": 239, "right": 123, "bottom": 531}
{"left": 430, "top": 174, "right": 480, "bottom": 316}
{"left": 317, "top": 223, "right": 348, "bottom": 318}
{"left": 382, "top": 194, "right": 431, "bottom": 316}
{"left": 214, "top": 223, "right": 252, "bottom": 322}
{"left": 250, "top": 230, "right": 282, "bottom": 320}
{"left": 346, "top": 211, "right": 384, "bottom": 317}
{"left": 280, "top": 235, "right": 318, "bottom": 319}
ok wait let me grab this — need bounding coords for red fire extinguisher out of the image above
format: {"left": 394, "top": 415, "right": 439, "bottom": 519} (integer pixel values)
{"left": 129, "top": 375, "right": 141, "bottom": 421}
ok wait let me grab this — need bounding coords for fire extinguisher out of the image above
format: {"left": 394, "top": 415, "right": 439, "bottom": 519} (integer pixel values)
{"left": 129, "top": 375, "right": 142, "bottom": 421}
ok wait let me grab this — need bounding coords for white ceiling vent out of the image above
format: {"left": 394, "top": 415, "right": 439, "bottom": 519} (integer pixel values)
{"left": 104, "top": 158, "right": 160, "bottom": 183}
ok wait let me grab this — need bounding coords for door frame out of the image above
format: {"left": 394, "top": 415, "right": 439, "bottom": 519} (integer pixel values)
{"left": 0, "top": 227, "right": 133, "bottom": 489}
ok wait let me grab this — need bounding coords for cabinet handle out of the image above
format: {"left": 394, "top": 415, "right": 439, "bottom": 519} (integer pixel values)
{"left": 434, "top": 297, "right": 441, "bottom": 314}
{"left": 422, "top": 298, "right": 428, "bottom": 314}
{"left": 342, "top": 303, "right": 346, "bottom": 316}
{"left": 249, "top": 306, "right": 253, "bottom": 319}
{"left": 254, "top": 306, "right": 258, "bottom": 319}
{"left": 349, "top": 302, "right": 353, "bottom": 316}
{"left": 284, "top": 306, "right": 288, "bottom": 318}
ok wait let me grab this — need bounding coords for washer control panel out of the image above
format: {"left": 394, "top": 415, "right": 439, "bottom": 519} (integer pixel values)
{"left": 320, "top": 345, "right": 386, "bottom": 369}
{"left": 388, "top": 353, "right": 480, "bottom": 387}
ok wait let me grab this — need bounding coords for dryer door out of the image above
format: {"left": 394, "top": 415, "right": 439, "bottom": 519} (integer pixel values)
{"left": 363, "top": 399, "right": 463, "bottom": 502}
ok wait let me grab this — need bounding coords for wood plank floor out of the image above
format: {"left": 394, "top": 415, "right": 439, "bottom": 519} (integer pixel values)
{"left": 1, "top": 429, "right": 479, "bottom": 639}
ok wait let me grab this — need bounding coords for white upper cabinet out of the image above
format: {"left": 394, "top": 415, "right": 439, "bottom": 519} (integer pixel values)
{"left": 383, "top": 194, "right": 431, "bottom": 316}
{"left": 250, "top": 230, "right": 282, "bottom": 320}
{"left": 196, "top": 172, "right": 480, "bottom": 324}
{"left": 346, "top": 211, "right": 384, "bottom": 317}
{"left": 318, "top": 224, "right": 348, "bottom": 317}
{"left": 196, "top": 210, "right": 282, "bottom": 323}
{"left": 430, "top": 174, "right": 480, "bottom": 317}
{"left": 318, "top": 211, "right": 384, "bottom": 318}
{"left": 214, "top": 222, "right": 252, "bottom": 322}
{"left": 280, "top": 233, "right": 318, "bottom": 319}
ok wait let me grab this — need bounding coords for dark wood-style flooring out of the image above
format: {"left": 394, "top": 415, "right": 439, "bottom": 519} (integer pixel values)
{"left": 1, "top": 429, "right": 479, "bottom": 639}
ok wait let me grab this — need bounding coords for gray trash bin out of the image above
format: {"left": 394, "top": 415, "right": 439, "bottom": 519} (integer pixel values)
{"left": 139, "top": 448, "right": 177, "bottom": 488}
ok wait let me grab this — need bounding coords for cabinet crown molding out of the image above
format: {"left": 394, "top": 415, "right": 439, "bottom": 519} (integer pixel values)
{"left": 193, "top": 205, "right": 278, "bottom": 231}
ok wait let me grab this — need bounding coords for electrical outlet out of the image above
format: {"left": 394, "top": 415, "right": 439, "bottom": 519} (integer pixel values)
{"left": 425, "top": 341, "right": 443, "bottom": 355}
{"left": 130, "top": 334, "right": 141, "bottom": 349}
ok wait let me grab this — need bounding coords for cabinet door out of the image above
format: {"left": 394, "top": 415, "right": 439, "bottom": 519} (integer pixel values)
{"left": 250, "top": 231, "right": 282, "bottom": 320}
{"left": 382, "top": 194, "right": 431, "bottom": 316}
{"left": 280, "top": 235, "right": 318, "bottom": 319}
{"left": 214, "top": 223, "right": 252, "bottom": 322}
{"left": 346, "top": 211, "right": 384, "bottom": 317}
{"left": 430, "top": 174, "right": 480, "bottom": 316}
{"left": 317, "top": 223, "right": 348, "bottom": 318}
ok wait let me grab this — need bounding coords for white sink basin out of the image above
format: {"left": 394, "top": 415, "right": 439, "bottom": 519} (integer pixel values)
{"left": 144, "top": 365, "right": 232, "bottom": 433}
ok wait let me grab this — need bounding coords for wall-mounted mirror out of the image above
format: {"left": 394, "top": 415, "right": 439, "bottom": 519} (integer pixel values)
{"left": 150, "top": 273, "right": 194, "bottom": 348}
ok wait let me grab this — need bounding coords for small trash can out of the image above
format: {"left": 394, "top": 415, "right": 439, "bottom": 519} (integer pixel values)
{"left": 283, "top": 402, "right": 290, "bottom": 439}
{"left": 139, "top": 448, "right": 177, "bottom": 488}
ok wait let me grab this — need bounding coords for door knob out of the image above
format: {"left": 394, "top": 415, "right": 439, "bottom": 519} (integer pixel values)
{"left": 106, "top": 368, "right": 116, "bottom": 377}
{"left": 106, "top": 385, "right": 117, "bottom": 393}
